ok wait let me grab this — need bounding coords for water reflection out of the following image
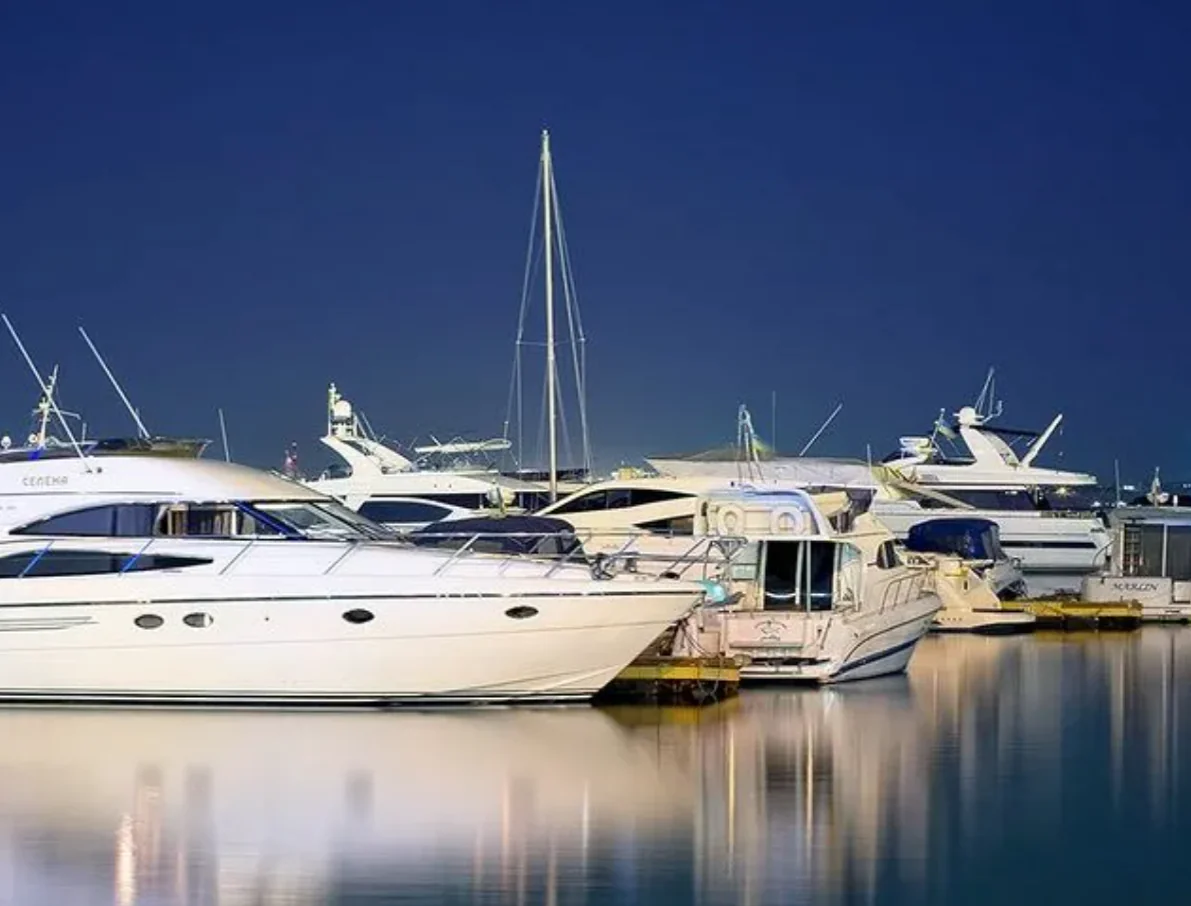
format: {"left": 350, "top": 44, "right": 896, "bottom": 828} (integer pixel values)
{"left": 0, "top": 630, "right": 1187, "bottom": 904}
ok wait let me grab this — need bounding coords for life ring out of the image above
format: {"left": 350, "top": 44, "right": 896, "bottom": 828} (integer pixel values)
{"left": 591, "top": 553, "right": 616, "bottom": 580}
{"left": 715, "top": 503, "right": 746, "bottom": 536}
{"left": 769, "top": 505, "right": 807, "bottom": 535}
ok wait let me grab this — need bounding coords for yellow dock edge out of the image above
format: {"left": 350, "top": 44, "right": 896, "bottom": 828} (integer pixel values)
{"left": 614, "top": 660, "right": 741, "bottom": 683}
{"left": 1002, "top": 598, "right": 1142, "bottom": 625}
{"left": 597, "top": 656, "right": 742, "bottom": 705}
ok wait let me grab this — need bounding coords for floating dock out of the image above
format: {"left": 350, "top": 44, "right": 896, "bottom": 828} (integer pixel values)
{"left": 1002, "top": 598, "right": 1142, "bottom": 630}
{"left": 596, "top": 655, "right": 741, "bottom": 706}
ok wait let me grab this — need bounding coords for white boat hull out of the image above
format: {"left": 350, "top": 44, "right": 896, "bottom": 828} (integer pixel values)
{"left": 931, "top": 608, "right": 1035, "bottom": 634}
{"left": 734, "top": 595, "right": 940, "bottom": 684}
{"left": 0, "top": 578, "right": 696, "bottom": 705}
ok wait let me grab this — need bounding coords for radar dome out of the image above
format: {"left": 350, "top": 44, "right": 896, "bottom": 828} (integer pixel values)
{"left": 331, "top": 399, "right": 353, "bottom": 420}
{"left": 956, "top": 405, "right": 979, "bottom": 426}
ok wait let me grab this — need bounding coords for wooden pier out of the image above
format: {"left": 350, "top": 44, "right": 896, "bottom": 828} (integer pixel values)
{"left": 1001, "top": 598, "right": 1142, "bottom": 630}
{"left": 596, "top": 655, "right": 742, "bottom": 706}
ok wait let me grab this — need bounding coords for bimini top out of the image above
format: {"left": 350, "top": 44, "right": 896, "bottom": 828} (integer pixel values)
{"left": 698, "top": 486, "right": 835, "bottom": 540}
{"left": 0, "top": 435, "right": 211, "bottom": 465}
{"left": 904, "top": 517, "right": 1003, "bottom": 561}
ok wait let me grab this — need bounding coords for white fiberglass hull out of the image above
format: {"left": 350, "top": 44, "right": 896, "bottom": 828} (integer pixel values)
{"left": 931, "top": 608, "right": 1035, "bottom": 634}
{"left": 0, "top": 576, "right": 697, "bottom": 706}
{"left": 737, "top": 595, "right": 940, "bottom": 685}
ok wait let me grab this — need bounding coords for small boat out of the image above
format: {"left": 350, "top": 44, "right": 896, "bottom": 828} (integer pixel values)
{"left": 902, "top": 519, "right": 1035, "bottom": 634}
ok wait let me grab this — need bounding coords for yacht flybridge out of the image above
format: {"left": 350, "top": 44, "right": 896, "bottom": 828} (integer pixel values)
{"left": 305, "top": 384, "right": 549, "bottom": 529}
{"left": 0, "top": 446, "right": 707, "bottom": 705}
{"left": 871, "top": 381, "right": 1110, "bottom": 596}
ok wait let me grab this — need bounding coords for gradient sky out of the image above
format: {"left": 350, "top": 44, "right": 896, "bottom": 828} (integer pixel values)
{"left": 0, "top": 1, "right": 1187, "bottom": 481}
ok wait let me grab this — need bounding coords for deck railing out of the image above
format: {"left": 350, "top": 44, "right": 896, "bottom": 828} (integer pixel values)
{"left": 0, "top": 530, "right": 747, "bottom": 583}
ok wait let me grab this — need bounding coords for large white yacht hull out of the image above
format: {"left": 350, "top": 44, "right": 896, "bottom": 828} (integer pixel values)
{"left": 872, "top": 503, "right": 1111, "bottom": 595}
{"left": 0, "top": 577, "right": 696, "bottom": 705}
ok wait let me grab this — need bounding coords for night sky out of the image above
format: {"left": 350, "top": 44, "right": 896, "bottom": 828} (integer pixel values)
{"left": 0, "top": 2, "right": 1186, "bottom": 481}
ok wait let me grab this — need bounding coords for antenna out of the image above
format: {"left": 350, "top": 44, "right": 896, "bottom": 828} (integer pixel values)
{"left": 1114, "top": 458, "right": 1122, "bottom": 508}
{"left": 973, "top": 366, "right": 1002, "bottom": 421}
{"left": 218, "top": 408, "right": 231, "bottom": 462}
{"left": 799, "top": 402, "right": 843, "bottom": 457}
{"left": 1, "top": 314, "right": 91, "bottom": 469}
{"left": 77, "top": 326, "right": 150, "bottom": 439}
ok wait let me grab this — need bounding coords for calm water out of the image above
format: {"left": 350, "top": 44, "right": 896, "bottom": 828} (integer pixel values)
{"left": 0, "top": 630, "right": 1187, "bottom": 905}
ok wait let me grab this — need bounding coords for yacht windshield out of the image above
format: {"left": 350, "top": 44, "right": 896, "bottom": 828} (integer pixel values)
{"left": 251, "top": 501, "right": 396, "bottom": 541}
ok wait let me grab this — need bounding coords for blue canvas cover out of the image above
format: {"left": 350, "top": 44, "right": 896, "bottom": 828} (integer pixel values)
{"left": 904, "top": 517, "right": 1003, "bottom": 561}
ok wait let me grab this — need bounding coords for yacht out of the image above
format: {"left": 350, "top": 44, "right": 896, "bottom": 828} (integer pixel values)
{"left": 662, "top": 487, "right": 942, "bottom": 682}
{"left": 0, "top": 440, "right": 706, "bottom": 706}
{"left": 303, "top": 384, "right": 550, "bottom": 529}
{"left": 871, "top": 390, "right": 1110, "bottom": 596}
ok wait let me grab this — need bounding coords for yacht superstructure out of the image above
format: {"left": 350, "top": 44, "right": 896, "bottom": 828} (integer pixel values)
{"left": 304, "top": 384, "right": 549, "bottom": 529}
{"left": 872, "top": 392, "right": 1110, "bottom": 596}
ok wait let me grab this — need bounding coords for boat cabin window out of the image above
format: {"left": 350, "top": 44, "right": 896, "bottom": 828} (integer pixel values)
{"left": 550, "top": 488, "right": 695, "bottom": 515}
{"left": 762, "top": 540, "right": 836, "bottom": 612}
{"left": 876, "top": 540, "right": 901, "bottom": 569}
{"left": 0, "top": 550, "right": 213, "bottom": 578}
{"left": 12, "top": 504, "right": 159, "bottom": 538}
{"left": 634, "top": 515, "right": 695, "bottom": 536}
{"left": 358, "top": 499, "right": 460, "bottom": 525}
{"left": 13, "top": 500, "right": 396, "bottom": 542}
{"left": 1122, "top": 523, "right": 1191, "bottom": 580}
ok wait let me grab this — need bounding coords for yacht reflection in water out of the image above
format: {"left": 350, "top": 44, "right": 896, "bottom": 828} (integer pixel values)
{"left": 0, "top": 630, "right": 1187, "bottom": 905}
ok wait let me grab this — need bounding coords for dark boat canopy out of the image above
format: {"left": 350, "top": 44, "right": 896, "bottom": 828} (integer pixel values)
{"left": 408, "top": 514, "right": 584, "bottom": 558}
{"left": 0, "top": 436, "right": 211, "bottom": 464}
{"left": 904, "top": 517, "right": 1004, "bottom": 561}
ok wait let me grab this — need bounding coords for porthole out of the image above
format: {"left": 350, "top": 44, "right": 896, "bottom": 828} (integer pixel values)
{"left": 134, "top": 614, "right": 163, "bottom": 630}
{"left": 183, "top": 612, "right": 213, "bottom": 629}
{"left": 504, "top": 605, "right": 539, "bottom": 620}
{"left": 343, "top": 609, "right": 374, "bottom": 624}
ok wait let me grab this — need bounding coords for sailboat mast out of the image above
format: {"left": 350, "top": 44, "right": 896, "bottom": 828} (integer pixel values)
{"left": 36, "top": 366, "right": 58, "bottom": 447}
{"left": 542, "top": 129, "right": 558, "bottom": 502}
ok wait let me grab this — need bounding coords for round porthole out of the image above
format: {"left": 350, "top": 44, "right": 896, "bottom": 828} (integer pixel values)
{"left": 504, "top": 605, "right": 539, "bottom": 620}
{"left": 134, "top": 614, "right": 164, "bottom": 630}
{"left": 183, "top": 612, "right": 213, "bottom": 629}
{"left": 343, "top": 609, "right": 374, "bottom": 624}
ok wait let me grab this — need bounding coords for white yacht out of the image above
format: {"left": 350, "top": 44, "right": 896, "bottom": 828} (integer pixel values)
{"left": 304, "top": 384, "right": 550, "bottom": 529}
{"left": 872, "top": 399, "right": 1111, "bottom": 597}
{"left": 0, "top": 441, "right": 705, "bottom": 706}
{"left": 670, "top": 488, "right": 941, "bottom": 682}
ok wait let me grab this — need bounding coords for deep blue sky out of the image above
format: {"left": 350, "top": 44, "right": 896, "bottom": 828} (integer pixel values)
{"left": 0, "top": 1, "right": 1187, "bottom": 480}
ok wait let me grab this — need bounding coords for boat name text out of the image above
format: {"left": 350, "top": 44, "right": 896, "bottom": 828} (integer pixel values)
{"left": 21, "top": 476, "right": 69, "bottom": 488}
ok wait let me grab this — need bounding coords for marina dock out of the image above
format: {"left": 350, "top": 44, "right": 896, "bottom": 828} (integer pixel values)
{"left": 1003, "top": 598, "right": 1143, "bottom": 630}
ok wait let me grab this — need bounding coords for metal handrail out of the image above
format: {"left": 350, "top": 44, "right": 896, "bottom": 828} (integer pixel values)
{"left": 0, "top": 528, "right": 745, "bottom": 584}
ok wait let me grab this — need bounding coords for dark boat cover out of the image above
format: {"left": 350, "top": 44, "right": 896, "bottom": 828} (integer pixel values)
{"left": 904, "top": 517, "right": 1004, "bottom": 561}
{"left": 408, "top": 514, "right": 584, "bottom": 559}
